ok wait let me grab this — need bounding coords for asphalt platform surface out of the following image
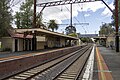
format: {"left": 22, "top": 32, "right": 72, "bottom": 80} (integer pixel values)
{"left": 93, "top": 46, "right": 120, "bottom": 80}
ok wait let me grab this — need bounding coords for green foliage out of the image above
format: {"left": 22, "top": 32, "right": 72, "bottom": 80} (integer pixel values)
{"left": 99, "top": 23, "right": 114, "bottom": 36}
{"left": 0, "top": 0, "right": 12, "bottom": 37}
{"left": 48, "top": 20, "right": 58, "bottom": 31}
{"left": 80, "top": 37, "right": 93, "bottom": 43}
{"left": 68, "top": 33, "right": 78, "bottom": 37}
{"left": 14, "top": 0, "right": 45, "bottom": 29}
{"left": 14, "top": 0, "right": 33, "bottom": 28}
{"left": 15, "top": 12, "right": 21, "bottom": 28}
{"left": 36, "top": 13, "right": 46, "bottom": 28}
{"left": 65, "top": 26, "right": 76, "bottom": 35}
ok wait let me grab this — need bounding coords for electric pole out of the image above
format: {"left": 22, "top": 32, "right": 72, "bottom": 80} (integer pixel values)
{"left": 70, "top": 3, "right": 72, "bottom": 27}
{"left": 32, "top": 0, "right": 37, "bottom": 51}
{"left": 115, "top": 0, "right": 119, "bottom": 52}
{"left": 33, "top": 0, "right": 36, "bottom": 28}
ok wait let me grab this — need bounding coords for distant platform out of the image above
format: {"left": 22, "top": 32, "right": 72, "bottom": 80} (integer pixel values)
{"left": 80, "top": 34, "right": 98, "bottom": 38}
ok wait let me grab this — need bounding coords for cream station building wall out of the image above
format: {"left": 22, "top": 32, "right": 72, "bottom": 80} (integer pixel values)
{"left": 1, "top": 36, "right": 46, "bottom": 52}
{"left": 36, "top": 36, "right": 46, "bottom": 50}
{"left": 60, "top": 37, "right": 65, "bottom": 47}
{"left": 1, "top": 37, "right": 13, "bottom": 51}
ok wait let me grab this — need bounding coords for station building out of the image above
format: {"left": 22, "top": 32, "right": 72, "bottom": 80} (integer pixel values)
{"left": 94, "top": 36, "right": 107, "bottom": 46}
{"left": 1, "top": 28, "right": 79, "bottom": 52}
{"left": 106, "top": 33, "right": 115, "bottom": 48}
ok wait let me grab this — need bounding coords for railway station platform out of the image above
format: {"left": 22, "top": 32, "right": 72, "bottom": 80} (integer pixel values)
{"left": 93, "top": 45, "right": 120, "bottom": 80}
{"left": 0, "top": 48, "right": 60, "bottom": 58}
{"left": 0, "top": 45, "right": 85, "bottom": 79}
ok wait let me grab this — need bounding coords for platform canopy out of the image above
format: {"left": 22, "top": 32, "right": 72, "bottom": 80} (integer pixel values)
{"left": 15, "top": 28, "right": 79, "bottom": 40}
{"left": 80, "top": 34, "right": 98, "bottom": 38}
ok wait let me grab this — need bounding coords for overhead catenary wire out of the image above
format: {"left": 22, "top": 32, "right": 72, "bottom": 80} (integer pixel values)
{"left": 64, "top": 5, "right": 87, "bottom": 33}
{"left": 78, "top": 3, "right": 98, "bottom": 34}
{"left": 37, "top": 0, "right": 89, "bottom": 32}
{"left": 78, "top": 3, "right": 89, "bottom": 33}
{"left": 53, "top": 6, "right": 68, "bottom": 20}
{"left": 42, "top": 5, "right": 88, "bottom": 27}
{"left": 43, "top": 0, "right": 62, "bottom": 20}
{"left": 42, "top": 0, "right": 69, "bottom": 27}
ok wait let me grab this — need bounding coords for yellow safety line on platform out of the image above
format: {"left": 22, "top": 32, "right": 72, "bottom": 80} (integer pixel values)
{"left": 96, "top": 47, "right": 106, "bottom": 80}
{"left": 96, "top": 47, "right": 113, "bottom": 80}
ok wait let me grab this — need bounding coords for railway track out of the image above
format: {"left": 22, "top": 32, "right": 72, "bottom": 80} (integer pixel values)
{"left": 55, "top": 45, "right": 92, "bottom": 80}
{"left": 4, "top": 45, "right": 92, "bottom": 80}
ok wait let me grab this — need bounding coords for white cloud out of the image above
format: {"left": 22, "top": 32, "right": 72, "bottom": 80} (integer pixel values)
{"left": 40, "top": 1, "right": 107, "bottom": 24}
{"left": 78, "top": 2, "right": 105, "bottom": 12}
{"left": 101, "top": 2, "right": 114, "bottom": 17}
{"left": 12, "top": 0, "right": 113, "bottom": 24}
{"left": 84, "top": 14, "right": 90, "bottom": 17}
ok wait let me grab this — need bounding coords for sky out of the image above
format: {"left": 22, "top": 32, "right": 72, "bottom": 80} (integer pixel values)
{"left": 11, "top": 0, "right": 114, "bottom": 34}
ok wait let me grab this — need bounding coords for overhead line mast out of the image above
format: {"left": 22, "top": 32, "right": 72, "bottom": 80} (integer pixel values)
{"left": 36, "top": 0, "right": 101, "bottom": 7}
{"left": 33, "top": 0, "right": 36, "bottom": 28}
{"left": 70, "top": 3, "right": 72, "bottom": 27}
{"left": 115, "top": 0, "right": 119, "bottom": 52}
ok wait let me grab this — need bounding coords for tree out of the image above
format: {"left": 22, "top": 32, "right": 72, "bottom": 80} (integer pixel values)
{"left": 80, "top": 37, "right": 93, "bottom": 43}
{"left": 36, "top": 12, "right": 46, "bottom": 29}
{"left": 99, "top": 23, "right": 114, "bottom": 36}
{"left": 0, "top": 0, "right": 12, "bottom": 37}
{"left": 14, "top": 12, "right": 21, "bottom": 28}
{"left": 48, "top": 20, "right": 58, "bottom": 31}
{"left": 65, "top": 26, "right": 76, "bottom": 35}
{"left": 14, "top": 0, "right": 44, "bottom": 29}
{"left": 14, "top": 0, "right": 33, "bottom": 29}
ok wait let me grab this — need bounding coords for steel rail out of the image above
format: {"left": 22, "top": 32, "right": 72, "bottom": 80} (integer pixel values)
{"left": 54, "top": 46, "right": 92, "bottom": 80}
{"left": 75, "top": 46, "right": 92, "bottom": 80}
{"left": 28, "top": 45, "right": 91, "bottom": 80}
{"left": 4, "top": 45, "right": 88, "bottom": 80}
{"left": 31, "top": 45, "right": 92, "bottom": 80}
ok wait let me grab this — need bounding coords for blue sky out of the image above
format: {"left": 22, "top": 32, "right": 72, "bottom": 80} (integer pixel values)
{"left": 66, "top": 6, "right": 113, "bottom": 34}
{"left": 56, "top": 0, "right": 114, "bottom": 34}
{"left": 12, "top": 0, "right": 114, "bottom": 34}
